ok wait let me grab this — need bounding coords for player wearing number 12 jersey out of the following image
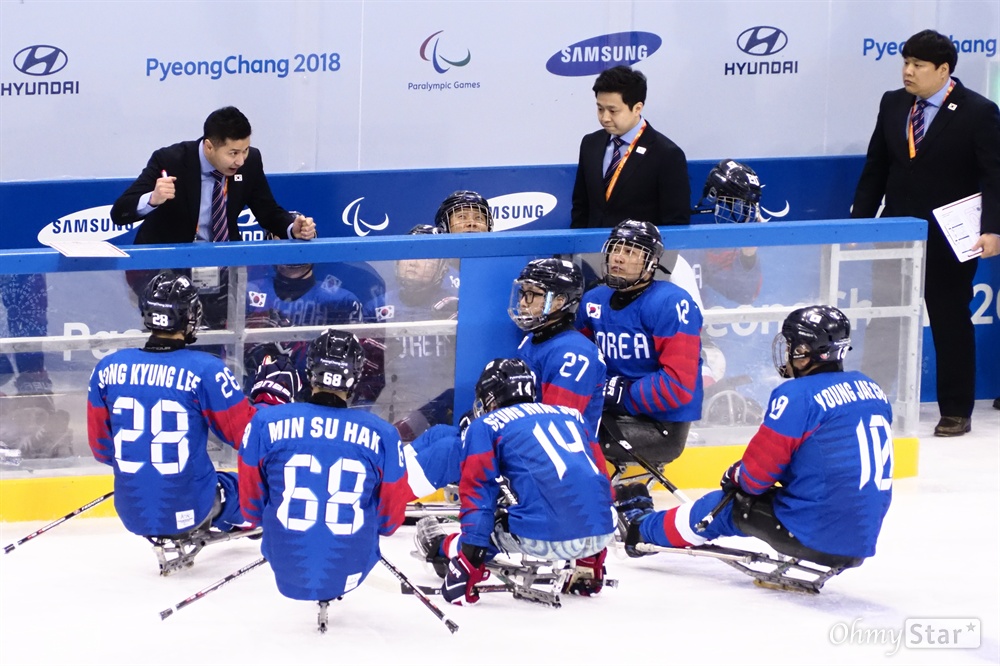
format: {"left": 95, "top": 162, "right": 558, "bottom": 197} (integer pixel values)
{"left": 87, "top": 273, "right": 296, "bottom": 539}
{"left": 239, "top": 329, "right": 411, "bottom": 602}
{"left": 618, "top": 306, "right": 894, "bottom": 564}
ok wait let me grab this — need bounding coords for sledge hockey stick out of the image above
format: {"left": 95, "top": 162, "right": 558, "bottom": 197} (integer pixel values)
{"left": 695, "top": 489, "right": 737, "bottom": 532}
{"left": 600, "top": 419, "right": 692, "bottom": 504}
{"left": 381, "top": 555, "right": 459, "bottom": 634}
{"left": 159, "top": 557, "right": 267, "bottom": 620}
{"left": 4, "top": 491, "right": 114, "bottom": 554}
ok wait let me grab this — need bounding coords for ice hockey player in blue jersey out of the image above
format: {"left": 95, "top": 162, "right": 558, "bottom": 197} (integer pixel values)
{"left": 510, "top": 258, "right": 606, "bottom": 438}
{"left": 246, "top": 262, "right": 363, "bottom": 328}
{"left": 87, "top": 273, "right": 297, "bottom": 567}
{"left": 575, "top": 219, "right": 703, "bottom": 471}
{"left": 617, "top": 305, "right": 893, "bottom": 567}
{"left": 415, "top": 358, "right": 615, "bottom": 606}
{"left": 239, "top": 329, "right": 411, "bottom": 606}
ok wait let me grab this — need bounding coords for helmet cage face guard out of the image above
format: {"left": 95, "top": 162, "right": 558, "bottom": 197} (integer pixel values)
{"left": 396, "top": 257, "right": 448, "bottom": 292}
{"left": 435, "top": 192, "right": 494, "bottom": 233}
{"left": 712, "top": 195, "right": 760, "bottom": 224}
{"left": 602, "top": 237, "right": 658, "bottom": 289}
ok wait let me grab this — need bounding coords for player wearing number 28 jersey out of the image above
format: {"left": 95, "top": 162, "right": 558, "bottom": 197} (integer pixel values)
{"left": 239, "top": 329, "right": 411, "bottom": 602}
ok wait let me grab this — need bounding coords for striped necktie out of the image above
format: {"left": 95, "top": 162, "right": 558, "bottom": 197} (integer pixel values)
{"left": 911, "top": 99, "right": 929, "bottom": 153}
{"left": 603, "top": 135, "right": 625, "bottom": 188}
{"left": 210, "top": 170, "right": 228, "bottom": 242}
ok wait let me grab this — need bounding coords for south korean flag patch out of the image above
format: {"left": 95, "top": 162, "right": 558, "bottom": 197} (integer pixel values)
{"left": 376, "top": 305, "right": 395, "bottom": 321}
{"left": 586, "top": 302, "right": 601, "bottom": 319}
{"left": 248, "top": 291, "right": 267, "bottom": 308}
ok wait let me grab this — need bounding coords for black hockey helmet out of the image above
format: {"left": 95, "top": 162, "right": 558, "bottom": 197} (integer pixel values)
{"left": 473, "top": 358, "right": 536, "bottom": 417}
{"left": 701, "top": 159, "right": 762, "bottom": 224}
{"left": 140, "top": 272, "right": 204, "bottom": 344}
{"left": 772, "top": 305, "right": 852, "bottom": 378}
{"left": 434, "top": 190, "right": 493, "bottom": 233}
{"left": 602, "top": 219, "right": 664, "bottom": 289}
{"left": 407, "top": 223, "right": 443, "bottom": 236}
{"left": 305, "top": 328, "right": 366, "bottom": 396}
{"left": 508, "top": 258, "right": 584, "bottom": 332}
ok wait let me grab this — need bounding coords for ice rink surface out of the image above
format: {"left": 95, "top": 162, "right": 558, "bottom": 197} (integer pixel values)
{"left": 2, "top": 401, "right": 997, "bottom": 666}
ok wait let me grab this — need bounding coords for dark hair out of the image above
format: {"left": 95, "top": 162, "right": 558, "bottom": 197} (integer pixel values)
{"left": 902, "top": 30, "right": 958, "bottom": 74}
{"left": 203, "top": 106, "right": 252, "bottom": 145}
{"left": 592, "top": 65, "right": 647, "bottom": 109}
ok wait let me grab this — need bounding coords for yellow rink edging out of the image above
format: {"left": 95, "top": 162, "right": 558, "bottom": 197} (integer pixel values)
{"left": 0, "top": 438, "right": 918, "bottom": 523}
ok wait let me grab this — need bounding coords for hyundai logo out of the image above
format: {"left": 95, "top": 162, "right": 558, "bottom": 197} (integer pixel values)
{"left": 13, "top": 45, "right": 68, "bottom": 76}
{"left": 736, "top": 27, "right": 788, "bottom": 56}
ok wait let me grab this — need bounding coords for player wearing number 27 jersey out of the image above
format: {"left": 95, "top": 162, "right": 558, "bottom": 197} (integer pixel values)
{"left": 239, "top": 329, "right": 411, "bottom": 602}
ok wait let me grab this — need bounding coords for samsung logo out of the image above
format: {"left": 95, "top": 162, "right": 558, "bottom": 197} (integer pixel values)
{"left": 546, "top": 32, "right": 661, "bottom": 76}
{"left": 736, "top": 27, "right": 788, "bottom": 56}
{"left": 487, "top": 192, "right": 557, "bottom": 231}
{"left": 37, "top": 205, "right": 138, "bottom": 245}
{"left": 13, "top": 45, "right": 68, "bottom": 76}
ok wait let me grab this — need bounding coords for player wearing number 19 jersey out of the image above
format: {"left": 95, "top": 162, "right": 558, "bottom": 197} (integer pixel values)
{"left": 620, "top": 306, "right": 893, "bottom": 563}
{"left": 239, "top": 329, "right": 411, "bottom": 602}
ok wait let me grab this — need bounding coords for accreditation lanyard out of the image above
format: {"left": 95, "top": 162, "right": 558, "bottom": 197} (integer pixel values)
{"left": 605, "top": 121, "right": 647, "bottom": 201}
{"left": 907, "top": 80, "right": 955, "bottom": 159}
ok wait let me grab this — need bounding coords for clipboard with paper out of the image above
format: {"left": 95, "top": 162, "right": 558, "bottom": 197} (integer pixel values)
{"left": 932, "top": 193, "right": 983, "bottom": 262}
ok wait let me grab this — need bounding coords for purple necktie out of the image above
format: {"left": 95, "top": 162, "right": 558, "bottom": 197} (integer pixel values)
{"left": 210, "top": 170, "right": 228, "bottom": 242}
{"left": 911, "top": 99, "right": 929, "bottom": 153}
{"left": 604, "top": 135, "right": 625, "bottom": 188}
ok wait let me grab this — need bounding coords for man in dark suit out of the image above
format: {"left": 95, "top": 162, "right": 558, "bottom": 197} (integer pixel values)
{"left": 570, "top": 65, "right": 690, "bottom": 229}
{"left": 111, "top": 106, "right": 316, "bottom": 245}
{"left": 852, "top": 29, "right": 1000, "bottom": 437}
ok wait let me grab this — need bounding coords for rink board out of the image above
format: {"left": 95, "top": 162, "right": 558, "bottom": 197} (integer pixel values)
{"left": 0, "top": 438, "right": 918, "bottom": 523}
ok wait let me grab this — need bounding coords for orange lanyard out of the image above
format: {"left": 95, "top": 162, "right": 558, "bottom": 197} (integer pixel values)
{"left": 605, "top": 121, "right": 646, "bottom": 201}
{"left": 908, "top": 80, "right": 954, "bottom": 158}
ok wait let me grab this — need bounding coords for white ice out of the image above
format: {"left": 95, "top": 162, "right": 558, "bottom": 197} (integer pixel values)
{"left": 2, "top": 401, "right": 997, "bottom": 666}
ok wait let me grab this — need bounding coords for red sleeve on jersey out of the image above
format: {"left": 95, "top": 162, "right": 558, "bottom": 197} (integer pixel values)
{"left": 206, "top": 400, "right": 257, "bottom": 450}
{"left": 378, "top": 475, "right": 411, "bottom": 536}
{"left": 738, "top": 424, "right": 807, "bottom": 494}
{"left": 541, "top": 382, "right": 590, "bottom": 416}
{"left": 238, "top": 455, "right": 264, "bottom": 526}
{"left": 628, "top": 331, "right": 700, "bottom": 412}
{"left": 86, "top": 402, "right": 113, "bottom": 466}
{"left": 457, "top": 440, "right": 500, "bottom": 548}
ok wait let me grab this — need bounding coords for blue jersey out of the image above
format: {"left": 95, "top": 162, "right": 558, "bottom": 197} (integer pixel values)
{"left": 577, "top": 281, "right": 704, "bottom": 422}
{"left": 247, "top": 274, "right": 362, "bottom": 327}
{"left": 363, "top": 271, "right": 460, "bottom": 426}
{"left": 515, "top": 328, "right": 606, "bottom": 439}
{"left": 737, "top": 370, "right": 894, "bottom": 558}
{"left": 87, "top": 348, "right": 255, "bottom": 537}
{"left": 239, "top": 401, "right": 410, "bottom": 601}
{"left": 459, "top": 403, "right": 614, "bottom": 548}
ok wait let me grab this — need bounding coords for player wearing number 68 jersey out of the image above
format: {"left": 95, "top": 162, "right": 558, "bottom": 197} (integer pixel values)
{"left": 87, "top": 273, "right": 298, "bottom": 540}
{"left": 239, "top": 329, "right": 411, "bottom": 602}
{"left": 619, "top": 306, "right": 894, "bottom": 563}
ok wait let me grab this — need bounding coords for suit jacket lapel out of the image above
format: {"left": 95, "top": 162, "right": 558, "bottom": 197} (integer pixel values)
{"left": 609, "top": 121, "right": 653, "bottom": 200}
{"left": 183, "top": 141, "right": 202, "bottom": 239}
{"left": 918, "top": 81, "right": 963, "bottom": 156}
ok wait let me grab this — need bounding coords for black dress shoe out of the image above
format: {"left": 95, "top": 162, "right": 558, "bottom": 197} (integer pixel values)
{"left": 934, "top": 416, "right": 971, "bottom": 437}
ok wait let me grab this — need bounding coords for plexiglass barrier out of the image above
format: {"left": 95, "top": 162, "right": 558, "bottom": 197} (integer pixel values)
{"left": 0, "top": 219, "right": 926, "bottom": 478}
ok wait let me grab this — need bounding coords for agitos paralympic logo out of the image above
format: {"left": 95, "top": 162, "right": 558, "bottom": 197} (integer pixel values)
{"left": 420, "top": 30, "right": 471, "bottom": 73}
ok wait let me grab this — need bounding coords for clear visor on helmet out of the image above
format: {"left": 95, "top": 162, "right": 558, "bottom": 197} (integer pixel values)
{"left": 507, "top": 280, "right": 556, "bottom": 331}
{"left": 602, "top": 238, "right": 655, "bottom": 289}
{"left": 713, "top": 195, "right": 760, "bottom": 224}
{"left": 771, "top": 333, "right": 793, "bottom": 378}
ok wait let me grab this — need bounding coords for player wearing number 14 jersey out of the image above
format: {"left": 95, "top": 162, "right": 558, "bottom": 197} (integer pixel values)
{"left": 618, "top": 306, "right": 894, "bottom": 564}
{"left": 239, "top": 329, "right": 411, "bottom": 602}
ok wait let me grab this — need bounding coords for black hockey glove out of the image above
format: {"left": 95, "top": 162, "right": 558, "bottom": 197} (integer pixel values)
{"left": 720, "top": 461, "right": 742, "bottom": 494}
{"left": 603, "top": 375, "right": 632, "bottom": 415}
{"left": 250, "top": 355, "right": 301, "bottom": 406}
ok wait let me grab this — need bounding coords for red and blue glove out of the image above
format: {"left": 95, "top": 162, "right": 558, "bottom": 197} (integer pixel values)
{"left": 250, "top": 355, "right": 301, "bottom": 406}
{"left": 441, "top": 550, "right": 489, "bottom": 606}
{"left": 720, "top": 460, "right": 743, "bottom": 494}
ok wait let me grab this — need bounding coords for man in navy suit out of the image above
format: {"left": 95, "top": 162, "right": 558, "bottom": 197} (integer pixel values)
{"left": 111, "top": 106, "right": 316, "bottom": 245}
{"left": 570, "top": 66, "right": 690, "bottom": 229}
{"left": 852, "top": 29, "right": 1000, "bottom": 437}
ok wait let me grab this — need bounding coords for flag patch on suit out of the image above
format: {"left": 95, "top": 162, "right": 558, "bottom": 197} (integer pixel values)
{"left": 586, "top": 303, "right": 601, "bottom": 318}
{"left": 248, "top": 291, "right": 267, "bottom": 307}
